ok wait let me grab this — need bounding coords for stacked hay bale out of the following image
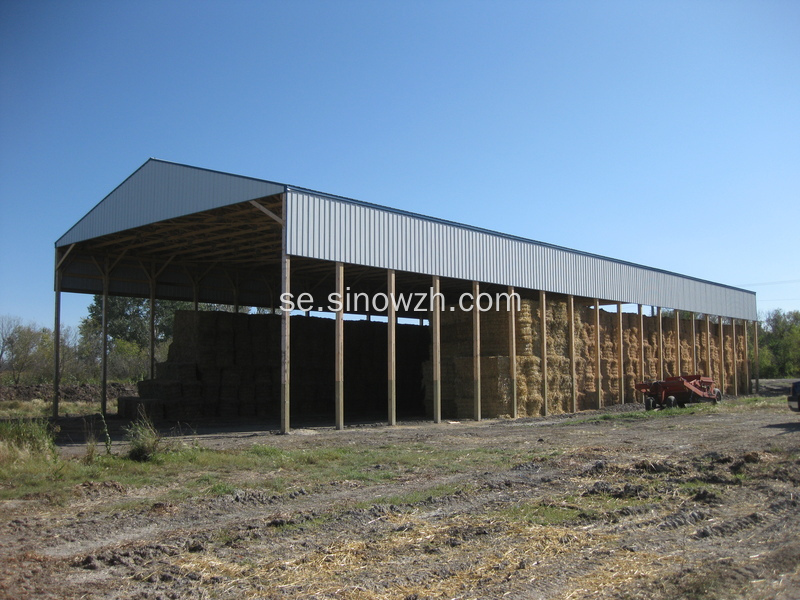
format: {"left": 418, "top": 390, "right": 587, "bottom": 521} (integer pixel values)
{"left": 576, "top": 304, "right": 598, "bottom": 410}
{"left": 544, "top": 296, "right": 573, "bottom": 414}
{"left": 514, "top": 296, "right": 543, "bottom": 417}
{"left": 622, "top": 313, "right": 642, "bottom": 400}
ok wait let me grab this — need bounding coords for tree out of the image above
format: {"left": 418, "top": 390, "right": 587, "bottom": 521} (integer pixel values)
{"left": 4, "top": 324, "right": 47, "bottom": 384}
{"left": 758, "top": 309, "right": 800, "bottom": 378}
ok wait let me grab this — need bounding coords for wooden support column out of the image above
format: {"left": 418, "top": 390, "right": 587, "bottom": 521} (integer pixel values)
{"left": 149, "top": 288, "right": 156, "bottom": 379}
{"left": 52, "top": 244, "right": 75, "bottom": 419}
{"left": 638, "top": 305, "right": 644, "bottom": 397}
{"left": 675, "top": 309, "right": 681, "bottom": 376}
{"left": 658, "top": 307, "right": 664, "bottom": 381}
{"left": 335, "top": 262, "right": 345, "bottom": 430}
{"left": 53, "top": 266, "right": 62, "bottom": 419}
{"left": 432, "top": 276, "right": 442, "bottom": 423}
{"left": 719, "top": 317, "right": 725, "bottom": 394}
{"left": 473, "top": 281, "right": 481, "bottom": 421}
{"left": 540, "top": 290, "right": 548, "bottom": 416}
{"left": 705, "top": 314, "right": 712, "bottom": 379}
{"left": 744, "top": 321, "right": 751, "bottom": 394}
{"left": 595, "top": 299, "right": 602, "bottom": 408}
{"left": 691, "top": 313, "right": 697, "bottom": 375}
{"left": 732, "top": 319, "right": 738, "bottom": 396}
{"left": 754, "top": 321, "right": 760, "bottom": 393}
{"left": 509, "top": 286, "right": 518, "bottom": 419}
{"left": 387, "top": 270, "right": 396, "bottom": 426}
{"left": 568, "top": 296, "right": 577, "bottom": 413}
{"left": 617, "top": 303, "right": 624, "bottom": 404}
{"left": 280, "top": 254, "right": 291, "bottom": 434}
{"left": 101, "top": 267, "right": 109, "bottom": 417}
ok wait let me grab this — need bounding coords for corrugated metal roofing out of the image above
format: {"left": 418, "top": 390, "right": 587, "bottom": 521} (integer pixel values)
{"left": 57, "top": 159, "right": 285, "bottom": 246}
{"left": 56, "top": 160, "right": 757, "bottom": 320}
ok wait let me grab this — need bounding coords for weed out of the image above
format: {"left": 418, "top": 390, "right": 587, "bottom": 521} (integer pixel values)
{"left": 123, "top": 408, "right": 163, "bottom": 462}
{"left": 0, "top": 419, "right": 58, "bottom": 464}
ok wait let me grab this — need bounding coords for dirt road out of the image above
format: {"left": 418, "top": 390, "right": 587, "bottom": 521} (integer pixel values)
{"left": 2, "top": 391, "right": 800, "bottom": 599}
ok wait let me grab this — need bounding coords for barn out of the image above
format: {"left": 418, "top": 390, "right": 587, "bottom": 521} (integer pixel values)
{"left": 54, "top": 159, "right": 758, "bottom": 431}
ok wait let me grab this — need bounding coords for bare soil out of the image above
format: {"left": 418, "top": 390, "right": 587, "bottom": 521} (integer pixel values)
{"left": 2, "top": 381, "right": 800, "bottom": 600}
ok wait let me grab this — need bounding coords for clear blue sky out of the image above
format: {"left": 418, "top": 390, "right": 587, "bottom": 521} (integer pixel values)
{"left": 1, "top": 0, "right": 798, "bottom": 331}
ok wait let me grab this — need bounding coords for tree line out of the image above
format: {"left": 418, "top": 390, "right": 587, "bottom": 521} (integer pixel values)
{"left": 1, "top": 302, "right": 798, "bottom": 386}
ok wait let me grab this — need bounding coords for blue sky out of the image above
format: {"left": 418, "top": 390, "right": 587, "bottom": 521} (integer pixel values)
{"left": 1, "top": 0, "right": 798, "bottom": 330}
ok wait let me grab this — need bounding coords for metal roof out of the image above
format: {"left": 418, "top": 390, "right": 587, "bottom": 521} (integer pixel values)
{"left": 56, "top": 159, "right": 757, "bottom": 320}
{"left": 57, "top": 159, "right": 284, "bottom": 246}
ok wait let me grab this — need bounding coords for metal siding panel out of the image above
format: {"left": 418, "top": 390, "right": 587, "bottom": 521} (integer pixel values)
{"left": 282, "top": 189, "right": 756, "bottom": 320}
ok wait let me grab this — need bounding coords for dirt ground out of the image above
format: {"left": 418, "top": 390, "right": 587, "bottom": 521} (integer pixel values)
{"left": 2, "top": 381, "right": 800, "bottom": 599}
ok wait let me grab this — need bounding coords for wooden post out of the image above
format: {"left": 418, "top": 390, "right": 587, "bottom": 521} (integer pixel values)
{"left": 675, "top": 309, "right": 681, "bottom": 376}
{"left": 617, "top": 303, "right": 624, "bottom": 404}
{"left": 387, "top": 269, "right": 396, "bottom": 426}
{"left": 149, "top": 278, "right": 156, "bottom": 380}
{"left": 509, "top": 286, "right": 517, "bottom": 419}
{"left": 754, "top": 320, "right": 759, "bottom": 393}
{"left": 658, "top": 307, "right": 664, "bottom": 381}
{"left": 638, "top": 304, "right": 644, "bottom": 397}
{"left": 335, "top": 262, "right": 345, "bottom": 430}
{"left": 280, "top": 254, "right": 291, "bottom": 434}
{"left": 569, "top": 296, "right": 577, "bottom": 413}
{"left": 101, "top": 265, "right": 109, "bottom": 417}
{"left": 595, "top": 299, "right": 602, "bottom": 408}
{"left": 540, "top": 290, "right": 548, "bottom": 416}
{"left": 473, "top": 281, "right": 481, "bottom": 421}
{"left": 691, "top": 313, "right": 697, "bottom": 375}
{"left": 705, "top": 314, "right": 712, "bottom": 379}
{"left": 432, "top": 276, "right": 442, "bottom": 423}
{"left": 744, "top": 321, "right": 750, "bottom": 394}
{"left": 53, "top": 266, "right": 61, "bottom": 419}
{"left": 719, "top": 317, "right": 725, "bottom": 394}
{"left": 732, "top": 319, "right": 738, "bottom": 396}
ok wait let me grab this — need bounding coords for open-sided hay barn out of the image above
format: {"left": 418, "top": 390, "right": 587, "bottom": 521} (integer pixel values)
{"left": 54, "top": 159, "right": 758, "bottom": 431}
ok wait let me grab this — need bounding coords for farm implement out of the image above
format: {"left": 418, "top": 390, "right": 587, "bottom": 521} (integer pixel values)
{"left": 635, "top": 375, "right": 722, "bottom": 411}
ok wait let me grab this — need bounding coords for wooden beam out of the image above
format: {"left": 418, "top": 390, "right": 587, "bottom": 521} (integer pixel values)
{"left": 617, "top": 303, "right": 624, "bottom": 404}
{"left": 335, "top": 262, "right": 345, "bottom": 430}
{"left": 638, "top": 305, "right": 644, "bottom": 386}
{"left": 53, "top": 260, "right": 62, "bottom": 419}
{"left": 595, "top": 299, "right": 602, "bottom": 408}
{"left": 280, "top": 254, "right": 291, "bottom": 433}
{"left": 540, "top": 290, "right": 548, "bottom": 415}
{"left": 101, "top": 264, "right": 109, "bottom": 417}
{"left": 744, "top": 321, "right": 751, "bottom": 394}
{"left": 691, "top": 313, "right": 697, "bottom": 375}
{"left": 387, "top": 269, "right": 396, "bottom": 426}
{"left": 705, "top": 314, "right": 712, "bottom": 379}
{"left": 569, "top": 296, "right": 577, "bottom": 412}
{"left": 754, "top": 320, "right": 760, "bottom": 393}
{"left": 473, "top": 281, "right": 481, "bottom": 421}
{"left": 509, "top": 286, "right": 517, "bottom": 419}
{"left": 719, "top": 317, "right": 725, "bottom": 394}
{"left": 732, "top": 319, "right": 738, "bottom": 396}
{"left": 250, "top": 200, "right": 285, "bottom": 226}
{"left": 675, "top": 309, "right": 681, "bottom": 376}
{"left": 658, "top": 307, "right": 664, "bottom": 381}
{"left": 432, "top": 276, "right": 442, "bottom": 423}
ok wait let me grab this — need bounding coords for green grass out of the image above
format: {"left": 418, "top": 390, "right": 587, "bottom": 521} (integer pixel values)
{"left": 0, "top": 398, "right": 118, "bottom": 419}
{"left": 0, "top": 431, "right": 527, "bottom": 504}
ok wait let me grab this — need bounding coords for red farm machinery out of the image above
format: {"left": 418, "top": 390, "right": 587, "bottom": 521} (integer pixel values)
{"left": 635, "top": 375, "right": 722, "bottom": 411}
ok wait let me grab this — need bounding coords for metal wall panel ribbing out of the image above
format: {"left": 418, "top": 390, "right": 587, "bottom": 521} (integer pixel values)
{"left": 57, "top": 159, "right": 284, "bottom": 246}
{"left": 286, "top": 190, "right": 756, "bottom": 320}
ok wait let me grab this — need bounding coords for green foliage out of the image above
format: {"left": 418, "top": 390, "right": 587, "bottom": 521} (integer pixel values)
{"left": 757, "top": 309, "right": 800, "bottom": 378}
{"left": 123, "top": 410, "right": 163, "bottom": 462}
{"left": 0, "top": 419, "right": 57, "bottom": 464}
